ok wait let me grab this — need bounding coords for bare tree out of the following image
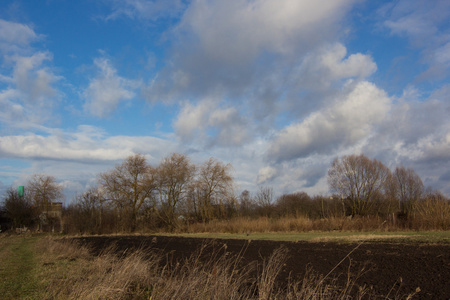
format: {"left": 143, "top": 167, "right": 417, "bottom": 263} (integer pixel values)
{"left": 256, "top": 186, "right": 274, "bottom": 217}
{"left": 239, "top": 190, "right": 256, "bottom": 217}
{"left": 328, "top": 154, "right": 391, "bottom": 216}
{"left": 99, "top": 154, "right": 155, "bottom": 231}
{"left": 393, "top": 166, "right": 424, "bottom": 215}
{"left": 154, "top": 153, "right": 196, "bottom": 229}
{"left": 195, "top": 158, "right": 234, "bottom": 221}
{"left": 27, "top": 174, "right": 64, "bottom": 213}
{"left": 68, "top": 187, "right": 104, "bottom": 234}
{"left": 2, "top": 187, "right": 36, "bottom": 228}
{"left": 275, "top": 192, "right": 312, "bottom": 217}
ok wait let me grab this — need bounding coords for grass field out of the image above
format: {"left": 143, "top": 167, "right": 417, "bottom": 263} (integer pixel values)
{"left": 160, "top": 230, "right": 450, "bottom": 243}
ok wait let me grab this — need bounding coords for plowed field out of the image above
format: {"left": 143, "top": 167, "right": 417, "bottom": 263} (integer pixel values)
{"left": 74, "top": 235, "right": 450, "bottom": 299}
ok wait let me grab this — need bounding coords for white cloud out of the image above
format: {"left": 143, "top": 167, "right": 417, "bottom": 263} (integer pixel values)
{"left": 289, "top": 43, "right": 377, "bottom": 97}
{"left": 180, "top": 0, "right": 357, "bottom": 62}
{"left": 418, "top": 132, "right": 450, "bottom": 163}
{"left": 174, "top": 98, "right": 249, "bottom": 147}
{"left": 144, "top": 0, "right": 359, "bottom": 104}
{"left": 11, "top": 52, "right": 58, "bottom": 101}
{"left": 320, "top": 44, "right": 377, "bottom": 79}
{"left": 83, "top": 57, "right": 140, "bottom": 118}
{"left": 208, "top": 106, "right": 249, "bottom": 147}
{"left": 0, "top": 124, "right": 179, "bottom": 201}
{"left": 256, "top": 166, "right": 278, "bottom": 185}
{"left": 0, "top": 19, "right": 40, "bottom": 53}
{"left": 173, "top": 99, "right": 215, "bottom": 139}
{"left": 2, "top": 1, "right": 449, "bottom": 198}
{"left": 0, "top": 89, "right": 24, "bottom": 124}
{"left": 156, "top": 2, "right": 378, "bottom": 150}
{"left": 0, "top": 30, "right": 60, "bottom": 129}
{"left": 0, "top": 125, "right": 176, "bottom": 163}
{"left": 268, "top": 81, "right": 391, "bottom": 162}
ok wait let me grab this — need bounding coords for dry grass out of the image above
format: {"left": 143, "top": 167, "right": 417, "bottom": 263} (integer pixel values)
{"left": 415, "top": 197, "right": 450, "bottom": 230}
{"left": 34, "top": 237, "right": 418, "bottom": 299}
{"left": 36, "top": 237, "right": 157, "bottom": 299}
{"left": 181, "top": 216, "right": 394, "bottom": 234}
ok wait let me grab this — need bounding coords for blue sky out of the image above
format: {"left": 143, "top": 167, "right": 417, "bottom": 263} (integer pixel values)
{"left": 1, "top": 0, "right": 449, "bottom": 201}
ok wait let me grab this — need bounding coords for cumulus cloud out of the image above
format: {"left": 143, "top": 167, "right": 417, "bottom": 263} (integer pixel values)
{"left": 173, "top": 99, "right": 216, "bottom": 140}
{"left": 179, "top": 0, "right": 356, "bottom": 61}
{"left": 2, "top": 1, "right": 449, "bottom": 198}
{"left": 0, "top": 123, "right": 179, "bottom": 200}
{"left": 256, "top": 166, "right": 278, "bottom": 185}
{"left": 268, "top": 81, "right": 391, "bottom": 162}
{"left": 284, "top": 43, "right": 377, "bottom": 115}
{"left": 0, "top": 20, "right": 60, "bottom": 129}
{"left": 317, "top": 44, "right": 377, "bottom": 81}
{"left": 418, "top": 132, "right": 450, "bottom": 163}
{"left": 0, "top": 125, "right": 175, "bottom": 163}
{"left": 0, "top": 57, "right": 60, "bottom": 128}
{"left": 144, "top": 0, "right": 359, "bottom": 103}
{"left": 0, "top": 19, "right": 40, "bottom": 53}
{"left": 150, "top": 2, "right": 375, "bottom": 150}
{"left": 208, "top": 106, "right": 249, "bottom": 147}
{"left": 256, "top": 154, "right": 332, "bottom": 194}
{"left": 0, "top": 89, "right": 24, "bottom": 124}
{"left": 11, "top": 52, "right": 58, "bottom": 101}
{"left": 83, "top": 57, "right": 140, "bottom": 117}
{"left": 174, "top": 98, "right": 249, "bottom": 147}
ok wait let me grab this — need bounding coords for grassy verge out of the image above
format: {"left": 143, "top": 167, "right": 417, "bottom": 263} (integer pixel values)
{"left": 159, "top": 231, "right": 450, "bottom": 244}
{"left": 0, "top": 235, "right": 41, "bottom": 299}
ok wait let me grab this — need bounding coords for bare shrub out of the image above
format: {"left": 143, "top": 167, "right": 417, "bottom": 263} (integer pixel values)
{"left": 414, "top": 193, "right": 450, "bottom": 230}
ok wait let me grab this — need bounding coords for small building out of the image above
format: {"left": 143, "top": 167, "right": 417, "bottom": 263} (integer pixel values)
{"left": 47, "top": 202, "right": 63, "bottom": 219}
{"left": 40, "top": 202, "right": 63, "bottom": 233}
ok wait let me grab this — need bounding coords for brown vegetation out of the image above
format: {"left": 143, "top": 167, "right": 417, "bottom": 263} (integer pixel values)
{"left": 2, "top": 153, "right": 449, "bottom": 234}
{"left": 35, "top": 236, "right": 425, "bottom": 299}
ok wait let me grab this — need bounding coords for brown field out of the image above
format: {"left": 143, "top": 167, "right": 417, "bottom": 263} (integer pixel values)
{"left": 72, "top": 235, "right": 450, "bottom": 299}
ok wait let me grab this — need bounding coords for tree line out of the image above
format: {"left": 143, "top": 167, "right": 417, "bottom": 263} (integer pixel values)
{"left": 1, "top": 153, "right": 449, "bottom": 233}
{"left": 0, "top": 174, "right": 64, "bottom": 231}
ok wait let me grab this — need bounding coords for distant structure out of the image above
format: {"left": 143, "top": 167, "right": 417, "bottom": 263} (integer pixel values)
{"left": 47, "top": 202, "right": 63, "bottom": 219}
{"left": 39, "top": 202, "right": 63, "bottom": 233}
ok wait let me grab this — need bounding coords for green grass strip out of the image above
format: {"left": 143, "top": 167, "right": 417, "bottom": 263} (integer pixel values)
{"left": 163, "top": 231, "right": 450, "bottom": 244}
{"left": 0, "top": 236, "right": 41, "bottom": 299}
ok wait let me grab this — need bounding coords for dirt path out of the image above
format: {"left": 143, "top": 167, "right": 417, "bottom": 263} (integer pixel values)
{"left": 74, "top": 235, "right": 450, "bottom": 299}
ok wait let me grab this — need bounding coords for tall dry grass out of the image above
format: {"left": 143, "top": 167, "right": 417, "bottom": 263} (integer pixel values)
{"left": 179, "top": 216, "right": 393, "bottom": 234}
{"left": 33, "top": 237, "right": 419, "bottom": 299}
{"left": 414, "top": 197, "right": 450, "bottom": 230}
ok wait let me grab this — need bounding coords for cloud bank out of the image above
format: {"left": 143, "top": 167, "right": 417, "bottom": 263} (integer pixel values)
{"left": 1, "top": 0, "right": 449, "bottom": 199}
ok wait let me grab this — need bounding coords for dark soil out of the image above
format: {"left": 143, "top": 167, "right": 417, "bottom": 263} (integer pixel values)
{"left": 72, "top": 235, "right": 450, "bottom": 299}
